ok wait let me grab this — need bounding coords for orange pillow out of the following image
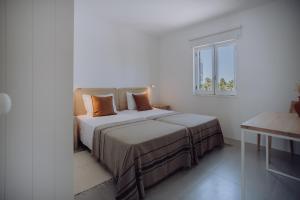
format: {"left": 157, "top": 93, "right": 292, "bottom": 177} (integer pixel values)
{"left": 132, "top": 93, "right": 152, "bottom": 111}
{"left": 91, "top": 96, "right": 117, "bottom": 117}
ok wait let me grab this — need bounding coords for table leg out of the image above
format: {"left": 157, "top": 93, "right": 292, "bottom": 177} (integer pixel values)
{"left": 241, "top": 129, "right": 245, "bottom": 200}
{"left": 266, "top": 135, "right": 269, "bottom": 170}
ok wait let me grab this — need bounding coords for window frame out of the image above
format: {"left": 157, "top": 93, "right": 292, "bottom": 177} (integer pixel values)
{"left": 193, "top": 39, "right": 237, "bottom": 96}
{"left": 193, "top": 44, "right": 215, "bottom": 95}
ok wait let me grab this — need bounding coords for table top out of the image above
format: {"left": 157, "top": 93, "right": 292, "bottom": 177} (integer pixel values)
{"left": 241, "top": 112, "right": 300, "bottom": 139}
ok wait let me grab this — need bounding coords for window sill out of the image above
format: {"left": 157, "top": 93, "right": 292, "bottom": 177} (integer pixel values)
{"left": 193, "top": 92, "right": 238, "bottom": 98}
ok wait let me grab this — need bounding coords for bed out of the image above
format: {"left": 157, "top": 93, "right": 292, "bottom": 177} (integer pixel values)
{"left": 119, "top": 108, "right": 224, "bottom": 163}
{"left": 74, "top": 88, "right": 192, "bottom": 200}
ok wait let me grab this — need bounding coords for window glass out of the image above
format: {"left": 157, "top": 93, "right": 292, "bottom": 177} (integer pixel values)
{"left": 199, "top": 48, "right": 213, "bottom": 92}
{"left": 193, "top": 41, "right": 236, "bottom": 96}
{"left": 216, "top": 44, "right": 235, "bottom": 93}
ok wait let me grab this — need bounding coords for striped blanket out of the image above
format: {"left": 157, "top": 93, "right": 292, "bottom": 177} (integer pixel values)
{"left": 154, "top": 113, "right": 224, "bottom": 163}
{"left": 92, "top": 119, "right": 192, "bottom": 200}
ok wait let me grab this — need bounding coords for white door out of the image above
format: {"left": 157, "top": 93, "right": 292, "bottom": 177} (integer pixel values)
{"left": 0, "top": 0, "right": 74, "bottom": 199}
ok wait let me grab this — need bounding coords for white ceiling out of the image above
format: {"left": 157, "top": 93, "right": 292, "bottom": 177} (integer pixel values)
{"left": 85, "top": 0, "right": 275, "bottom": 35}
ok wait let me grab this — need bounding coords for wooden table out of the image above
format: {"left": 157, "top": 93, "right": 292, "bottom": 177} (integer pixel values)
{"left": 240, "top": 112, "right": 300, "bottom": 200}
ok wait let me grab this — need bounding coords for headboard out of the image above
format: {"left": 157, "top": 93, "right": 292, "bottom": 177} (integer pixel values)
{"left": 73, "top": 87, "right": 149, "bottom": 149}
{"left": 117, "top": 87, "right": 149, "bottom": 111}
{"left": 74, "top": 88, "right": 118, "bottom": 116}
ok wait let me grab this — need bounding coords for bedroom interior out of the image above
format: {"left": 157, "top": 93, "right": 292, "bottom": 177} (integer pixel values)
{"left": 72, "top": 0, "right": 300, "bottom": 199}
{"left": 0, "top": 0, "right": 300, "bottom": 200}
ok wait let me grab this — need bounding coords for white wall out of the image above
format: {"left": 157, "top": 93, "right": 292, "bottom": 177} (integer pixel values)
{"left": 74, "top": 0, "right": 160, "bottom": 102}
{"left": 0, "top": 0, "right": 74, "bottom": 199}
{"left": 159, "top": 0, "right": 300, "bottom": 153}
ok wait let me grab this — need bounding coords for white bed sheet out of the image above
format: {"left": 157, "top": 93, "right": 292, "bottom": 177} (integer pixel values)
{"left": 119, "top": 108, "right": 175, "bottom": 119}
{"left": 76, "top": 113, "right": 142, "bottom": 150}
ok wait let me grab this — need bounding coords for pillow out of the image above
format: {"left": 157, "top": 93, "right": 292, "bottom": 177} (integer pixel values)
{"left": 82, "top": 93, "right": 117, "bottom": 116}
{"left": 82, "top": 94, "right": 94, "bottom": 116}
{"left": 126, "top": 91, "right": 147, "bottom": 110}
{"left": 132, "top": 93, "right": 153, "bottom": 111}
{"left": 91, "top": 96, "right": 116, "bottom": 117}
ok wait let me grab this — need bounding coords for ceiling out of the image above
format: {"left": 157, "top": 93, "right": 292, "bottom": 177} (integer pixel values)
{"left": 82, "top": 0, "right": 275, "bottom": 36}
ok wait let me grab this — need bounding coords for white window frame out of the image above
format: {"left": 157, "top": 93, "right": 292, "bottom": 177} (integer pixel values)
{"left": 193, "top": 39, "right": 237, "bottom": 96}
{"left": 193, "top": 45, "right": 215, "bottom": 95}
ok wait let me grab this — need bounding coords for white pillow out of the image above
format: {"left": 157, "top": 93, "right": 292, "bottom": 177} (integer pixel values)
{"left": 82, "top": 93, "right": 117, "bottom": 116}
{"left": 82, "top": 94, "right": 93, "bottom": 116}
{"left": 126, "top": 92, "right": 147, "bottom": 110}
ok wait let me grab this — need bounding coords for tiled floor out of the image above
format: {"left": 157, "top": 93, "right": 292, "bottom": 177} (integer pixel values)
{"left": 75, "top": 139, "right": 300, "bottom": 200}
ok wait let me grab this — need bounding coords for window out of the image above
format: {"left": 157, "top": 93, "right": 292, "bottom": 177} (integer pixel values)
{"left": 193, "top": 40, "right": 237, "bottom": 96}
